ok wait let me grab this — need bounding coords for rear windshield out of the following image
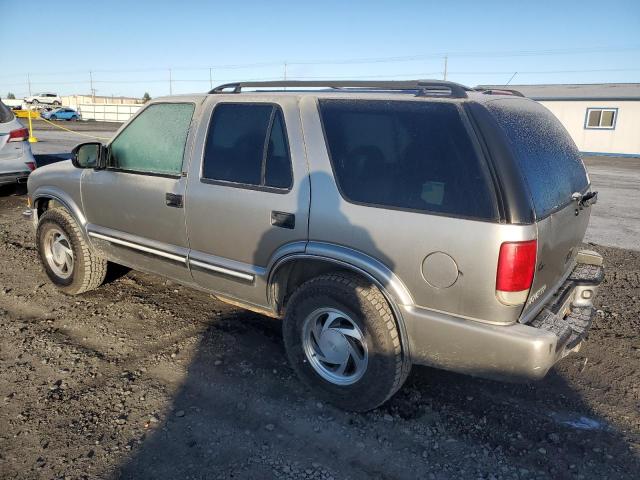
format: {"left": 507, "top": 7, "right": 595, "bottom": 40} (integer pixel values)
{"left": 485, "top": 99, "right": 589, "bottom": 218}
{"left": 319, "top": 99, "right": 498, "bottom": 220}
{"left": 0, "top": 101, "right": 14, "bottom": 123}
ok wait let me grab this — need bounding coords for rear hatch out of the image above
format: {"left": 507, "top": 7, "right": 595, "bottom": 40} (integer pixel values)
{"left": 484, "top": 98, "right": 592, "bottom": 318}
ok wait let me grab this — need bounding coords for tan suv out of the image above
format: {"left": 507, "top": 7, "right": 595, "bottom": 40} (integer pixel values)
{"left": 27, "top": 80, "right": 603, "bottom": 411}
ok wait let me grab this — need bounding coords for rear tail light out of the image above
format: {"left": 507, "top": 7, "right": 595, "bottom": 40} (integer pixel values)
{"left": 496, "top": 240, "right": 537, "bottom": 306}
{"left": 25, "top": 162, "right": 36, "bottom": 171}
{"left": 8, "top": 128, "right": 29, "bottom": 142}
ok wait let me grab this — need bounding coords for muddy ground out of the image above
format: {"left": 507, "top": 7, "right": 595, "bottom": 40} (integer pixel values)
{"left": 0, "top": 190, "right": 638, "bottom": 480}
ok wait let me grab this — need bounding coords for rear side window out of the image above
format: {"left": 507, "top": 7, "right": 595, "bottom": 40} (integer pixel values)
{"left": 485, "top": 100, "right": 589, "bottom": 218}
{"left": 319, "top": 99, "right": 497, "bottom": 220}
{"left": 202, "top": 103, "right": 293, "bottom": 190}
{"left": 109, "top": 103, "right": 195, "bottom": 175}
{"left": 0, "top": 101, "right": 14, "bottom": 123}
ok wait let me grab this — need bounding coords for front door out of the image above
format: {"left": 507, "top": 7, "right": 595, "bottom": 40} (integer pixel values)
{"left": 185, "top": 98, "right": 310, "bottom": 308}
{"left": 81, "top": 100, "right": 199, "bottom": 283}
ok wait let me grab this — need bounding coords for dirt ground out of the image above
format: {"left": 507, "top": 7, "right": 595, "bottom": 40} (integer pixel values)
{"left": 0, "top": 190, "right": 638, "bottom": 480}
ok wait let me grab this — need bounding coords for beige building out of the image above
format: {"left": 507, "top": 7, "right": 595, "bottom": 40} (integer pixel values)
{"left": 61, "top": 94, "right": 142, "bottom": 106}
{"left": 480, "top": 83, "right": 640, "bottom": 157}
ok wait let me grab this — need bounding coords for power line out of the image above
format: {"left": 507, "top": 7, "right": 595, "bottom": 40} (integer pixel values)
{"left": 1, "top": 45, "right": 639, "bottom": 79}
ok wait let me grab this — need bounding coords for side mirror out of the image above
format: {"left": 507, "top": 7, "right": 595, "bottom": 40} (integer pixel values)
{"left": 71, "top": 142, "right": 104, "bottom": 169}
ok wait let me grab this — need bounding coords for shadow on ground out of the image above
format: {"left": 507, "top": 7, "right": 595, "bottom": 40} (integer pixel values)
{"left": 111, "top": 306, "right": 640, "bottom": 479}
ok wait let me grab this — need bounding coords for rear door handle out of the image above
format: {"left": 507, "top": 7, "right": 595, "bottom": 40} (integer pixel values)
{"left": 271, "top": 211, "right": 295, "bottom": 229}
{"left": 165, "top": 193, "right": 183, "bottom": 208}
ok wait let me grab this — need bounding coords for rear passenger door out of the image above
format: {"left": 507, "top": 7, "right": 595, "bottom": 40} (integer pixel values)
{"left": 185, "top": 98, "right": 310, "bottom": 308}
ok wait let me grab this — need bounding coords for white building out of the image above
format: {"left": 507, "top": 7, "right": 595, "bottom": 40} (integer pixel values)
{"left": 479, "top": 83, "right": 640, "bottom": 157}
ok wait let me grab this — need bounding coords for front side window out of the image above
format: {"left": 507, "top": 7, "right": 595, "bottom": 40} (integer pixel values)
{"left": 585, "top": 108, "right": 617, "bottom": 129}
{"left": 202, "top": 103, "right": 292, "bottom": 189}
{"left": 319, "top": 99, "right": 497, "bottom": 220}
{"left": 109, "top": 103, "right": 195, "bottom": 175}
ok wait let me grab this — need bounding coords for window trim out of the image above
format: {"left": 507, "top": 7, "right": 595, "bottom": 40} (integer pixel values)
{"left": 106, "top": 101, "right": 196, "bottom": 178}
{"left": 584, "top": 107, "right": 618, "bottom": 130}
{"left": 316, "top": 98, "right": 501, "bottom": 223}
{"left": 199, "top": 101, "right": 294, "bottom": 194}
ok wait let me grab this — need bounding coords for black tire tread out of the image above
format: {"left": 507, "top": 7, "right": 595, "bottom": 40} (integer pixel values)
{"left": 285, "top": 271, "right": 411, "bottom": 410}
{"left": 36, "top": 208, "right": 107, "bottom": 295}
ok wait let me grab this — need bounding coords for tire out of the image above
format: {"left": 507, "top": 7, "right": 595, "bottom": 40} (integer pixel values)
{"left": 36, "top": 208, "right": 107, "bottom": 295}
{"left": 32, "top": 99, "right": 39, "bottom": 104}
{"left": 53, "top": 101, "right": 61, "bottom": 106}
{"left": 49, "top": 115, "right": 56, "bottom": 121}
{"left": 283, "top": 272, "right": 411, "bottom": 411}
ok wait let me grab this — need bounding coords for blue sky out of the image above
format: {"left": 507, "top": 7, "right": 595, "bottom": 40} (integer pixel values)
{"left": 1, "top": 0, "right": 639, "bottom": 98}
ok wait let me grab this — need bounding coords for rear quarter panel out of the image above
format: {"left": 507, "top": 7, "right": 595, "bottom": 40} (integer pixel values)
{"left": 300, "top": 96, "right": 535, "bottom": 325}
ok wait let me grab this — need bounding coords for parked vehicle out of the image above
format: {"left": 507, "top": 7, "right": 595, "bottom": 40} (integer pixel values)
{"left": 0, "top": 100, "right": 36, "bottom": 188}
{"left": 26, "top": 80, "right": 604, "bottom": 411}
{"left": 24, "top": 93, "right": 62, "bottom": 106}
{"left": 42, "top": 108, "right": 81, "bottom": 121}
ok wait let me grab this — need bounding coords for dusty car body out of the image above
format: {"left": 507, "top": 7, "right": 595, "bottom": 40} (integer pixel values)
{"left": 27, "top": 80, "right": 604, "bottom": 411}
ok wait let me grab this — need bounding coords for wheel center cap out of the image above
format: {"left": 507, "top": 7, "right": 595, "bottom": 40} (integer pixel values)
{"left": 318, "top": 329, "right": 349, "bottom": 365}
{"left": 52, "top": 242, "right": 65, "bottom": 263}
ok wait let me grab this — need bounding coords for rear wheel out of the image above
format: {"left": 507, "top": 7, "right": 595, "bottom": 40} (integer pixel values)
{"left": 32, "top": 99, "right": 39, "bottom": 104}
{"left": 283, "top": 272, "right": 410, "bottom": 411}
{"left": 36, "top": 208, "right": 107, "bottom": 295}
{"left": 53, "top": 101, "right": 60, "bottom": 106}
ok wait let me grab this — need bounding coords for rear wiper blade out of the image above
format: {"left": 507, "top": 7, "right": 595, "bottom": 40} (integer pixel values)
{"left": 572, "top": 191, "right": 598, "bottom": 209}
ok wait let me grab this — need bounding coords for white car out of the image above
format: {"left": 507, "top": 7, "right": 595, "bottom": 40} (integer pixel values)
{"left": 24, "top": 92, "right": 62, "bottom": 106}
{"left": 0, "top": 100, "right": 36, "bottom": 187}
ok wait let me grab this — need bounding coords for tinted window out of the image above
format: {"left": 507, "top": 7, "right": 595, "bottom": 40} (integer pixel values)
{"left": 265, "top": 109, "right": 293, "bottom": 188}
{"left": 110, "top": 103, "right": 194, "bottom": 175}
{"left": 203, "top": 103, "right": 292, "bottom": 189}
{"left": 319, "top": 100, "right": 497, "bottom": 220}
{"left": 0, "top": 101, "right": 14, "bottom": 123}
{"left": 486, "top": 99, "right": 589, "bottom": 218}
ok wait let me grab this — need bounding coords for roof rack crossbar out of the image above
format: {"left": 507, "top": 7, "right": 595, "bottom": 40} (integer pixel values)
{"left": 474, "top": 87, "right": 525, "bottom": 97}
{"left": 209, "top": 80, "right": 470, "bottom": 98}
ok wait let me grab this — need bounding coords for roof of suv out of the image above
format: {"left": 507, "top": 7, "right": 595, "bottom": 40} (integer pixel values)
{"left": 157, "top": 80, "right": 532, "bottom": 104}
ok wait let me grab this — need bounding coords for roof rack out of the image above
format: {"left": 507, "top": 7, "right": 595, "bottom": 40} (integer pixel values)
{"left": 209, "top": 80, "right": 471, "bottom": 98}
{"left": 474, "top": 87, "right": 525, "bottom": 97}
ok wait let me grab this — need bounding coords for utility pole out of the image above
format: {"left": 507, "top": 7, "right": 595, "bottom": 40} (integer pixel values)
{"left": 169, "top": 68, "right": 173, "bottom": 95}
{"left": 209, "top": 68, "right": 213, "bottom": 90}
{"left": 283, "top": 62, "right": 287, "bottom": 81}
{"left": 89, "top": 70, "right": 95, "bottom": 102}
{"left": 27, "top": 73, "right": 32, "bottom": 96}
{"left": 443, "top": 56, "right": 448, "bottom": 81}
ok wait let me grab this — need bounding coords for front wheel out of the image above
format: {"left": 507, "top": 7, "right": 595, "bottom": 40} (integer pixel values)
{"left": 49, "top": 115, "right": 56, "bottom": 121}
{"left": 283, "top": 272, "right": 410, "bottom": 411}
{"left": 36, "top": 208, "right": 107, "bottom": 295}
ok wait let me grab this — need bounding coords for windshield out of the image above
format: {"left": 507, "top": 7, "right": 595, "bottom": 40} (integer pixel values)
{"left": 485, "top": 99, "right": 589, "bottom": 218}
